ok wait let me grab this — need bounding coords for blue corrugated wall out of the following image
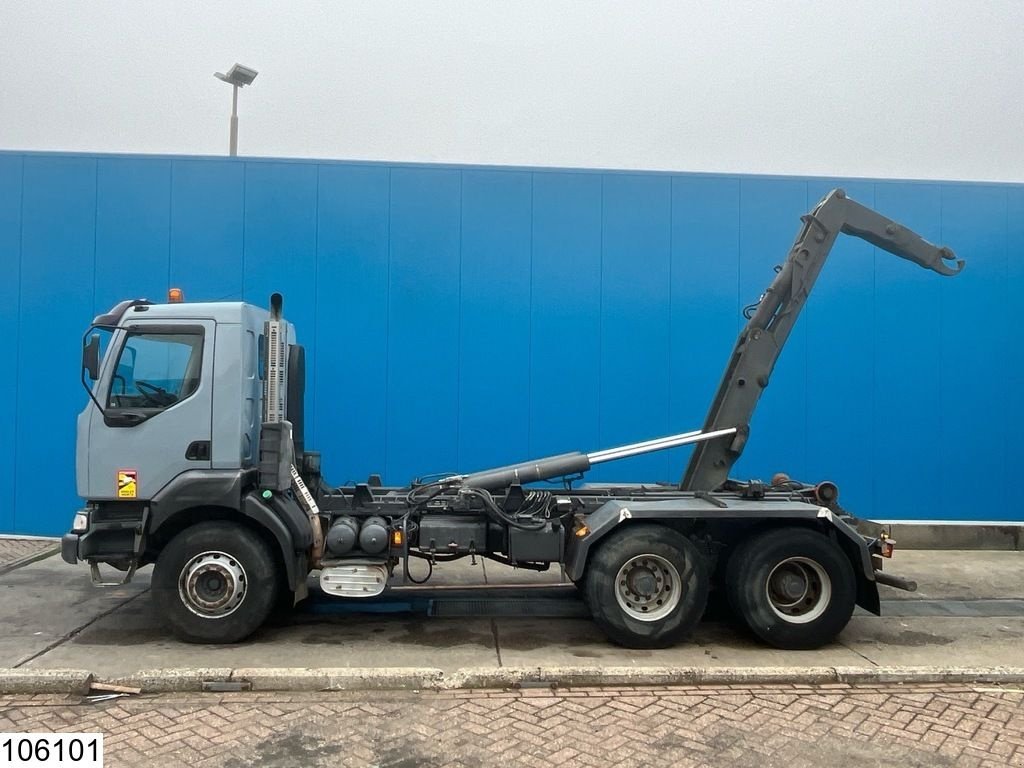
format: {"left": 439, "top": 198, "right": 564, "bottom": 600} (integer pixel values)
{"left": 0, "top": 151, "right": 1021, "bottom": 535}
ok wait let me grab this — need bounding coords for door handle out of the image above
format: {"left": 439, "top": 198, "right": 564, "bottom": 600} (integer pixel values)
{"left": 186, "top": 441, "right": 211, "bottom": 461}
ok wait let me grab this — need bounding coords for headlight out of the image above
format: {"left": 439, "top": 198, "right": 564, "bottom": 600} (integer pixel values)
{"left": 72, "top": 512, "right": 89, "bottom": 533}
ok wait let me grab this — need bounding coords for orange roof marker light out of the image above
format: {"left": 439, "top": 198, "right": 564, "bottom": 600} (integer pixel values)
{"left": 168, "top": 288, "right": 184, "bottom": 303}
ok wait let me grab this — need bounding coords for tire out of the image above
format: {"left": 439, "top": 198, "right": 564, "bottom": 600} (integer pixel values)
{"left": 265, "top": 585, "right": 298, "bottom": 626}
{"left": 584, "top": 524, "right": 709, "bottom": 649}
{"left": 152, "top": 521, "right": 280, "bottom": 644}
{"left": 266, "top": 578, "right": 311, "bottom": 627}
{"left": 726, "top": 526, "right": 856, "bottom": 650}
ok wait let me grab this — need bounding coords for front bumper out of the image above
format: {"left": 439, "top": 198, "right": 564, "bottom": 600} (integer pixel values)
{"left": 61, "top": 528, "right": 138, "bottom": 565}
{"left": 61, "top": 533, "right": 81, "bottom": 565}
{"left": 61, "top": 506, "right": 145, "bottom": 566}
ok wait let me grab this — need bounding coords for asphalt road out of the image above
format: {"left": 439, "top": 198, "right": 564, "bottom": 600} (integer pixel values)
{"left": 2, "top": 681, "right": 1021, "bottom": 767}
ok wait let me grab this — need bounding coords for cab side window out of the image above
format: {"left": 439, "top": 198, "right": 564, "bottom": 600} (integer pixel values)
{"left": 108, "top": 331, "right": 203, "bottom": 410}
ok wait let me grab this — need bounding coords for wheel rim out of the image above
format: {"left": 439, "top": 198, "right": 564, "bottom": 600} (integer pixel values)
{"left": 766, "top": 556, "right": 831, "bottom": 624}
{"left": 178, "top": 550, "right": 247, "bottom": 619}
{"left": 614, "top": 554, "right": 682, "bottom": 622}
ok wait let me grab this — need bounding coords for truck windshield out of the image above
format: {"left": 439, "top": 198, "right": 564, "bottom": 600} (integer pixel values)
{"left": 107, "top": 331, "right": 203, "bottom": 410}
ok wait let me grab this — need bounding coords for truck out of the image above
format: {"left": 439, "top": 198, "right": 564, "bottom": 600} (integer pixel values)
{"left": 62, "top": 188, "right": 963, "bottom": 650}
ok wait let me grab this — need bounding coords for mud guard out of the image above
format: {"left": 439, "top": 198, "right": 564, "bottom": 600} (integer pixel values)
{"left": 241, "top": 492, "right": 311, "bottom": 591}
{"left": 565, "top": 497, "right": 880, "bottom": 616}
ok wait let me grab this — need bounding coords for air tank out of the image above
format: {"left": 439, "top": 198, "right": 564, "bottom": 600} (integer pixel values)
{"left": 326, "top": 516, "right": 359, "bottom": 556}
{"left": 359, "top": 516, "right": 389, "bottom": 554}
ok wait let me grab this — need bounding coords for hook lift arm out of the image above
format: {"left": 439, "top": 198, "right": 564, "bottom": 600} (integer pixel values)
{"left": 680, "top": 188, "right": 963, "bottom": 492}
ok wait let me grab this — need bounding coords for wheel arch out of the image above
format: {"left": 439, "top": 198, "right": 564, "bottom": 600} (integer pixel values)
{"left": 566, "top": 499, "right": 879, "bottom": 615}
{"left": 145, "top": 497, "right": 308, "bottom": 592}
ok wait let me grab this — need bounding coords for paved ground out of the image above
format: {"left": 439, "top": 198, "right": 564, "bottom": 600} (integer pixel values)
{"left": 4, "top": 548, "right": 1024, "bottom": 679}
{"left": 0, "top": 537, "right": 58, "bottom": 571}
{"left": 2, "top": 682, "right": 1023, "bottom": 767}
{"left": 1, "top": 542, "right": 1023, "bottom": 765}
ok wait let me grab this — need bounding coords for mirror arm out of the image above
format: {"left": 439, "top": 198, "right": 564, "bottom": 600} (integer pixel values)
{"left": 80, "top": 365, "right": 107, "bottom": 416}
{"left": 80, "top": 327, "right": 108, "bottom": 416}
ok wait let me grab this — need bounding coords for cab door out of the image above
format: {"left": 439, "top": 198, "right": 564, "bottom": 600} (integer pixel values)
{"left": 86, "top": 319, "right": 215, "bottom": 501}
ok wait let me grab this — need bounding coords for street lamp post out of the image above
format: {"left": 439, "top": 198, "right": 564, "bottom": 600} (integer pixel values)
{"left": 214, "top": 63, "right": 258, "bottom": 157}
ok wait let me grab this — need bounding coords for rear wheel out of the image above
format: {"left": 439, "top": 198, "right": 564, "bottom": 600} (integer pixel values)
{"left": 726, "top": 527, "right": 856, "bottom": 650}
{"left": 152, "top": 521, "right": 280, "bottom": 644}
{"left": 584, "top": 524, "right": 709, "bottom": 649}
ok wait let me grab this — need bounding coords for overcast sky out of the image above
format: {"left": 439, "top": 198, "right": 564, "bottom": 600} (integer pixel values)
{"left": 2, "top": 1, "right": 1023, "bottom": 181}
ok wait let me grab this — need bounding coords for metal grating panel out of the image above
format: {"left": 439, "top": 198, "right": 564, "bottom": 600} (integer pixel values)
{"left": 262, "top": 320, "right": 286, "bottom": 423}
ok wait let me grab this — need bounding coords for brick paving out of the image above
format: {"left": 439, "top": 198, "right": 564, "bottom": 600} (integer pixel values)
{"left": 1, "top": 683, "right": 1023, "bottom": 767}
{"left": 0, "top": 537, "right": 57, "bottom": 570}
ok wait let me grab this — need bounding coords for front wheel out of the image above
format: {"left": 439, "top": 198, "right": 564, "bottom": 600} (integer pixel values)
{"left": 726, "top": 527, "right": 856, "bottom": 650}
{"left": 152, "top": 521, "right": 280, "bottom": 644}
{"left": 584, "top": 524, "right": 709, "bottom": 649}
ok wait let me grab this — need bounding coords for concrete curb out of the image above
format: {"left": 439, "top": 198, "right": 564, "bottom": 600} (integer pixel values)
{"left": 0, "top": 669, "right": 94, "bottom": 695}
{"left": 441, "top": 665, "right": 1024, "bottom": 690}
{"left": 6, "top": 665, "right": 1024, "bottom": 694}
{"left": 105, "top": 668, "right": 234, "bottom": 693}
{"left": 231, "top": 667, "right": 445, "bottom": 692}
{"left": 855, "top": 521, "right": 1024, "bottom": 550}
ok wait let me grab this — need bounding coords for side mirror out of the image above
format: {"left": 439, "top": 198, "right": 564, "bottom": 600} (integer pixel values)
{"left": 83, "top": 334, "right": 101, "bottom": 381}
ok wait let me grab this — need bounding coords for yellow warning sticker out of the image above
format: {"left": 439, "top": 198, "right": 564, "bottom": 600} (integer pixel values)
{"left": 117, "top": 469, "right": 138, "bottom": 499}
